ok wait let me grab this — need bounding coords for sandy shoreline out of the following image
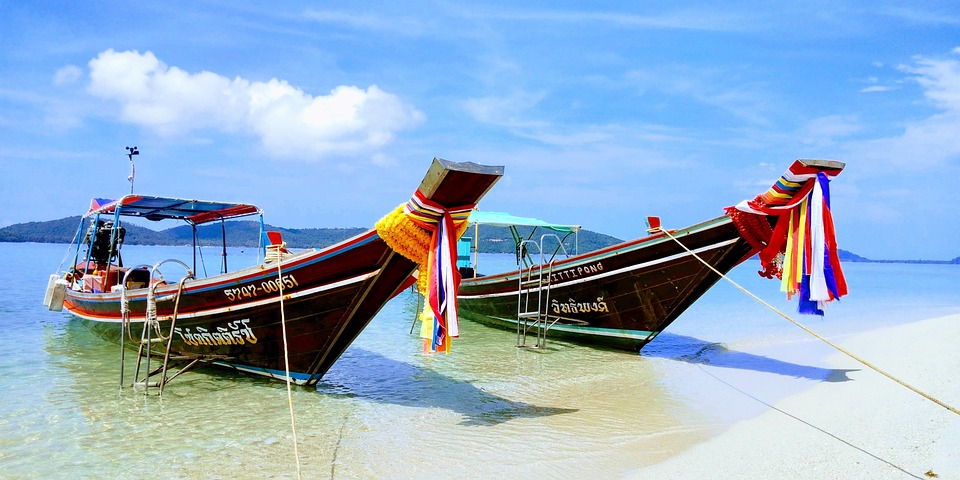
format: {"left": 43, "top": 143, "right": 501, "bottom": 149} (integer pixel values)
{"left": 633, "top": 313, "right": 960, "bottom": 479}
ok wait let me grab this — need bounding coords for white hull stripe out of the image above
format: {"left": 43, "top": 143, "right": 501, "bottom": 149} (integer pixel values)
{"left": 480, "top": 315, "right": 654, "bottom": 340}
{"left": 463, "top": 238, "right": 738, "bottom": 300}
{"left": 210, "top": 361, "right": 314, "bottom": 385}
{"left": 67, "top": 270, "right": 379, "bottom": 323}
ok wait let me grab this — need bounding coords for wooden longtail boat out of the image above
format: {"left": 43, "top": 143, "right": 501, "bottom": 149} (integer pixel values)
{"left": 456, "top": 159, "right": 847, "bottom": 351}
{"left": 44, "top": 157, "right": 503, "bottom": 387}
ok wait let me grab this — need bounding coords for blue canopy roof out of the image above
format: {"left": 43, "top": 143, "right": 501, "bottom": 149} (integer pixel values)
{"left": 84, "top": 195, "right": 262, "bottom": 225}
{"left": 467, "top": 211, "right": 580, "bottom": 234}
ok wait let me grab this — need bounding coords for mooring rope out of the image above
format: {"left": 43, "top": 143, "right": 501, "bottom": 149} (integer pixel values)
{"left": 275, "top": 256, "right": 303, "bottom": 479}
{"left": 660, "top": 228, "right": 960, "bottom": 417}
{"left": 694, "top": 364, "right": 923, "bottom": 479}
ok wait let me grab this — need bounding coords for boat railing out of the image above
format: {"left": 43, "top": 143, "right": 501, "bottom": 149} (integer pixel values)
{"left": 119, "top": 263, "right": 153, "bottom": 387}
{"left": 118, "top": 259, "right": 202, "bottom": 396}
{"left": 516, "top": 231, "right": 574, "bottom": 270}
{"left": 515, "top": 233, "right": 571, "bottom": 349}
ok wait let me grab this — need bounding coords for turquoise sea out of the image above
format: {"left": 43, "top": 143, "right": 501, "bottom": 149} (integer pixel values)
{"left": 2, "top": 242, "right": 959, "bottom": 479}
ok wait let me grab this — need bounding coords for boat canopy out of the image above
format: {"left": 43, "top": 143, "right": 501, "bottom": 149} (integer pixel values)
{"left": 468, "top": 211, "right": 580, "bottom": 234}
{"left": 464, "top": 211, "right": 581, "bottom": 271}
{"left": 85, "top": 195, "right": 262, "bottom": 225}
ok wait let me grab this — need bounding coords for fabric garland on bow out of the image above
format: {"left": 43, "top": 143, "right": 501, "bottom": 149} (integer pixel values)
{"left": 783, "top": 172, "right": 847, "bottom": 314}
{"left": 403, "top": 190, "right": 474, "bottom": 353}
{"left": 734, "top": 163, "right": 848, "bottom": 315}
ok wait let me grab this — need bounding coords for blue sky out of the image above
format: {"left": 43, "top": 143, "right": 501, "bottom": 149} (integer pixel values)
{"left": 2, "top": 2, "right": 959, "bottom": 260}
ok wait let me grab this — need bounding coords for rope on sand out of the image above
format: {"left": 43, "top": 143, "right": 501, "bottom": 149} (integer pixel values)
{"left": 660, "top": 228, "right": 960, "bottom": 417}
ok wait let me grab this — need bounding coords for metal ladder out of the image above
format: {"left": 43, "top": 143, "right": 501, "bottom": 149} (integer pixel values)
{"left": 120, "top": 260, "right": 199, "bottom": 396}
{"left": 515, "top": 234, "right": 570, "bottom": 349}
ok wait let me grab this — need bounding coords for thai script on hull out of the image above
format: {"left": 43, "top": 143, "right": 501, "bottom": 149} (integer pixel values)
{"left": 551, "top": 296, "right": 609, "bottom": 315}
{"left": 174, "top": 319, "right": 258, "bottom": 346}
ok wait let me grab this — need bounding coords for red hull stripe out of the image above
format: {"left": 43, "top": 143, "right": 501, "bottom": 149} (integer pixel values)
{"left": 65, "top": 270, "right": 378, "bottom": 322}
{"left": 460, "top": 237, "right": 738, "bottom": 299}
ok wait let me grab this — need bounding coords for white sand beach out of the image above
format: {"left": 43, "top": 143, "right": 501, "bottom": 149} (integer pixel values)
{"left": 633, "top": 313, "right": 960, "bottom": 479}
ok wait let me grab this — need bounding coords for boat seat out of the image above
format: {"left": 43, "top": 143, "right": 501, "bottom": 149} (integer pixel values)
{"left": 125, "top": 267, "right": 151, "bottom": 290}
{"left": 264, "top": 231, "right": 289, "bottom": 263}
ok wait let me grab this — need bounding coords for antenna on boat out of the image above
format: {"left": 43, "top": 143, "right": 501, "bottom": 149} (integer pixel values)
{"left": 126, "top": 146, "right": 139, "bottom": 194}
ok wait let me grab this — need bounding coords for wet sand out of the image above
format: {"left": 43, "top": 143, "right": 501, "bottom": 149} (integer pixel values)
{"left": 632, "top": 313, "right": 960, "bottom": 479}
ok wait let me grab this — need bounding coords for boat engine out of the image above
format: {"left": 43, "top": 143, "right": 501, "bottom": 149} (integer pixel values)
{"left": 85, "top": 220, "right": 125, "bottom": 267}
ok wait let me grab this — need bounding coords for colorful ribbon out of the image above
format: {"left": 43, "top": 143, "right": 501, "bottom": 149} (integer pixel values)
{"left": 403, "top": 190, "right": 474, "bottom": 353}
{"left": 733, "top": 162, "right": 848, "bottom": 315}
{"left": 784, "top": 172, "right": 847, "bottom": 314}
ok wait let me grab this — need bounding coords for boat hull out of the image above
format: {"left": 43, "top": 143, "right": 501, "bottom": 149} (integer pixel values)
{"left": 65, "top": 231, "right": 402, "bottom": 384}
{"left": 457, "top": 215, "right": 756, "bottom": 351}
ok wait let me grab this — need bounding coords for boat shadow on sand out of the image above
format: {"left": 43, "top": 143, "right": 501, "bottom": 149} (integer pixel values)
{"left": 316, "top": 347, "right": 579, "bottom": 426}
{"left": 642, "top": 332, "right": 857, "bottom": 382}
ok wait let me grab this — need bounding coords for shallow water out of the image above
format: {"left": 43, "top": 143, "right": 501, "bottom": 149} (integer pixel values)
{"left": 2, "top": 242, "right": 958, "bottom": 478}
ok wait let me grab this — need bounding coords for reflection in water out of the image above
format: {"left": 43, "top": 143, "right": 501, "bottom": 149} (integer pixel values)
{"left": 319, "top": 348, "right": 579, "bottom": 426}
{"left": 49, "top": 313, "right": 578, "bottom": 427}
{"left": 644, "top": 332, "right": 856, "bottom": 382}
{"left": 28, "top": 246, "right": 859, "bottom": 479}
{"left": 10, "top": 245, "right": 958, "bottom": 478}
{"left": 39, "top": 311, "right": 678, "bottom": 479}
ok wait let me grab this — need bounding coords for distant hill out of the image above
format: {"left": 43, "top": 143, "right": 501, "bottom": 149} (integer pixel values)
{"left": 837, "top": 249, "right": 869, "bottom": 262}
{"left": 836, "top": 248, "right": 960, "bottom": 265}
{"left": 0, "top": 216, "right": 623, "bottom": 253}
{"left": 0, "top": 216, "right": 622, "bottom": 253}
{"left": 466, "top": 225, "right": 621, "bottom": 255}
{"left": 0, "top": 216, "right": 366, "bottom": 249}
{"left": 2, "top": 216, "right": 957, "bottom": 264}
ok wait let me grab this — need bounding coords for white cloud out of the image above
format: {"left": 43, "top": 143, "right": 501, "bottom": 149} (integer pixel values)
{"left": 86, "top": 49, "right": 424, "bottom": 159}
{"left": 303, "top": 10, "right": 426, "bottom": 36}
{"left": 848, "top": 50, "right": 960, "bottom": 168}
{"left": 53, "top": 65, "right": 82, "bottom": 86}
{"left": 852, "top": 111, "right": 960, "bottom": 168}
{"left": 898, "top": 52, "right": 960, "bottom": 112}
{"left": 457, "top": 7, "right": 754, "bottom": 33}
{"left": 462, "top": 91, "right": 621, "bottom": 147}
{"left": 800, "top": 115, "right": 862, "bottom": 147}
{"left": 624, "top": 65, "right": 772, "bottom": 125}
{"left": 462, "top": 91, "right": 548, "bottom": 129}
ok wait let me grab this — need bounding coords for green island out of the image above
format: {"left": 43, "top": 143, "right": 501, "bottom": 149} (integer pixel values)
{"left": 1, "top": 216, "right": 957, "bottom": 264}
